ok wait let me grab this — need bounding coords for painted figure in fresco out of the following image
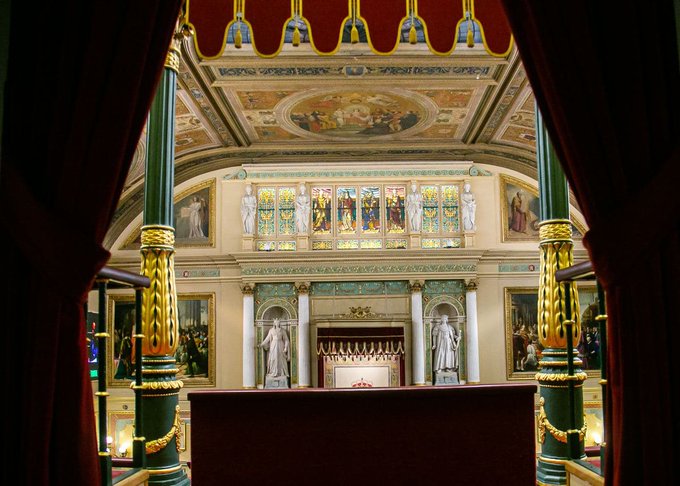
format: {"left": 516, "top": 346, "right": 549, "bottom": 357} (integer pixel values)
{"left": 386, "top": 189, "right": 404, "bottom": 231}
{"left": 185, "top": 330, "right": 201, "bottom": 377}
{"left": 406, "top": 183, "right": 423, "bottom": 232}
{"left": 523, "top": 339, "right": 539, "bottom": 371}
{"left": 361, "top": 189, "right": 380, "bottom": 232}
{"left": 259, "top": 319, "right": 290, "bottom": 377}
{"left": 189, "top": 195, "right": 208, "bottom": 238}
{"left": 114, "top": 332, "right": 133, "bottom": 379}
{"left": 313, "top": 190, "right": 331, "bottom": 232}
{"left": 295, "top": 183, "right": 311, "bottom": 234}
{"left": 240, "top": 184, "right": 257, "bottom": 235}
{"left": 432, "top": 314, "right": 460, "bottom": 372}
{"left": 510, "top": 190, "right": 528, "bottom": 233}
{"left": 461, "top": 182, "right": 477, "bottom": 231}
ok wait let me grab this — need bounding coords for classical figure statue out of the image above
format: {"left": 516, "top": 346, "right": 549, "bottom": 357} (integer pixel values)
{"left": 461, "top": 182, "right": 477, "bottom": 231}
{"left": 295, "top": 183, "right": 311, "bottom": 234}
{"left": 240, "top": 184, "right": 257, "bottom": 235}
{"left": 405, "top": 182, "right": 423, "bottom": 232}
{"left": 259, "top": 319, "right": 290, "bottom": 377}
{"left": 432, "top": 314, "right": 460, "bottom": 372}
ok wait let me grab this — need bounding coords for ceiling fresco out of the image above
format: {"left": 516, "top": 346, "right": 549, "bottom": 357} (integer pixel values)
{"left": 108, "top": 41, "right": 541, "bottom": 246}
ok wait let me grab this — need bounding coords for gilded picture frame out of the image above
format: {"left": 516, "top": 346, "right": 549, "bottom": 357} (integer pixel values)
{"left": 505, "top": 286, "right": 602, "bottom": 381}
{"left": 500, "top": 175, "right": 586, "bottom": 242}
{"left": 107, "top": 292, "right": 216, "bottom": 388}
{"left": 121, "top": 178, "right": 216, "bottom": 250}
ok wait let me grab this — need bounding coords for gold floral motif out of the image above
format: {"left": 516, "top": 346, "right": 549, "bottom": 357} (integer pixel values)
{"left": 140, "top": 246, "right": 178, "bottom": 356}
{"left": 537, "top": 397, "right": 587, "bottom": 444}
{"left": 344, "top": 306, "right": 377, "bottom": 319}
{"left": 130, "top": 380, "right": 184, "bottom": 391}
{"left": 141, "top": 225, "right": 175, "bottom": 247}
{"left": 146, "top": 405, "right": 182, "bottom": 454}
{"left": 538, "top": 222, "right": 580, "bottom": 349}
{"left": 538, "top": 220, "right": 572, "bottom": 241}
{"left": 535, "top": 371, "right": 588, "bottom": 382}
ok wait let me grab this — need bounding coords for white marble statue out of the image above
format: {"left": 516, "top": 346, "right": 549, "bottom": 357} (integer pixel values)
{"left": 295, "top": 183, "right": 311, "bottom": 234}
{"left": 240, "top": 184, "right": 257, "bottom": 235}
{"left": 259, "top": 319, "right": 290, "bottom": 377}
{"left": 432, "top": 314, "right": 460, "bottom": 372}
{"left": 461, "top": 182, "right": 477, "bottom": 231}
{"left": 405, "top": 182, "right": 423, "bottom": 232}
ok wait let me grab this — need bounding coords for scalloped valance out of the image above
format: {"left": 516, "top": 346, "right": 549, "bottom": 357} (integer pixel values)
{"left": 186, "top": 0, "right": 513, "bottom": 58}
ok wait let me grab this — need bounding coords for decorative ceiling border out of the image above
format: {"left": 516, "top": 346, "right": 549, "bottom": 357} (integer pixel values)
{"left": 214, "top": 65, "right": 494, "bottom": 79}
{"left": 225, "top": 167, "right": 491, "bottom": 181}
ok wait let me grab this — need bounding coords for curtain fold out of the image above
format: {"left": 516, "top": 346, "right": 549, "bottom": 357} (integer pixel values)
{"left": 0, "top": 1, "right": 182, "bottom": 484}
{"left": 501, "top": 1, "right": 680, "bottom": 484}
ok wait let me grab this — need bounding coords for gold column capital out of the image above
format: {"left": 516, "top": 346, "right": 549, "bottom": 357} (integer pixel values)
{"left": 241, "top": 283, "right": 255, "bottom": 295}
{"left": 465, "top": 279, "right": 478, "bottom": 292}
{"left": 295, "top": 282, "right": 310, "bottom": 295}
{"left": 408, "top": 280, "right": 424, "bottom": 293}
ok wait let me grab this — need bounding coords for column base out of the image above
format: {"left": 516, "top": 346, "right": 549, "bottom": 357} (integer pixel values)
{"left": 537, "top": 456, "right": 568, "bottom": 486}
{"left": 464, "top": 231, "right": 476, "bottom": 247}
{"left": 409, "top": 233, "right": 421, "bottom": 249}
{"left": 147, "top": 466, "right": 191, "bottom": 485}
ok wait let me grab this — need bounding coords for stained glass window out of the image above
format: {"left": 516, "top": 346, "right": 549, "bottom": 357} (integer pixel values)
{"left": 257, "top": 187, "right": 275, "bottom": 236}
{"left": 312, "top": 187, "right": 332, "bottom": 234}
{"left": 421, "top": 185, "right": 439, "bottom": 233}
{"left": 337, "top": 187, "right": 357, "bottom": 234}
{"left": 385, "top": 186, "right": 405, "bottom": 233}
{"left": 442, "top": 185, "right": 460, "bottom": 233}
{"left": 360, "top": 186, "right": 381, "bottom": 234}
{"left": 278, "top": 187, "right": 296, "bottom": 235}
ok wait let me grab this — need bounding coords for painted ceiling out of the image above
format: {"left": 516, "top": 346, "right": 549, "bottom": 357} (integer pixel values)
{"left": 115, "top": 39, "right": 538, "bottom": 241}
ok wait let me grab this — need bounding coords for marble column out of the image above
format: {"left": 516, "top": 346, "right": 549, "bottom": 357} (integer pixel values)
{"left": 465, "top": 280, "right": 480, "bottom": 384}
{"left": 241, "top": 284, "right": 256, "bottom": 389}
{"left": 296, "top": 282, "right": 311, "bottom": 387}
{"left": 409, "top": 281, "right": 425, "bottom": 385}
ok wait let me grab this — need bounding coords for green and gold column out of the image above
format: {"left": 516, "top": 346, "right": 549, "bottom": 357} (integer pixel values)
{"left": 535, "top": 108, "right": 586, "bottom": 485}
{"left": 138, "top": 25, "right": 190, "bottom": 486}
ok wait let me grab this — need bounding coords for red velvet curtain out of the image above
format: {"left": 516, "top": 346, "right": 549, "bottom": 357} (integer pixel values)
{"left": 501, "top": 1, "right": 680, "bottom": 484}
{"left": 0, "top": 1, "right": 182, "bottom": 484}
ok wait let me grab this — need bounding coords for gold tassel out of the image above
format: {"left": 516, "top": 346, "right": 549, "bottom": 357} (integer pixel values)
{"left": 292, "top": 26, "right": 300, "bottom": 47}
{"left": 408, "top": 25, "right": 417, "bottom": 44}
{"left": 235, "top": 27, "right": 242, "bottom": 49}
{"left": 466, "top": 24, "right": 474, "bottom": 48}
{"left": 350, "top": 24, "right": 359, "bottom": 44}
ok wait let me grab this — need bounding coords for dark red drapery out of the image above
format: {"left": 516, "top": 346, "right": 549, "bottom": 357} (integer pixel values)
{"left": 0, "top": 1, "right": 182, "bottom": 484}
{"left": 501, "top": 1, "right": 680, "bottom": 484}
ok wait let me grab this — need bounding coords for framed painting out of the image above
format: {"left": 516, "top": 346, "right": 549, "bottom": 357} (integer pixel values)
{"left": 107, "top": 292, "right": 216, "bottom": 387}
{"left": 500, "top": 175, "right": 586, "bottom": 242}
{"left": 576, "top": 284, "right": 602, "bottom": 375}
{"left": 121, "top": 178, "right": 216, "bottom": 250}
{"left": 504, "top": 287, "right": 542, "bottom": 380}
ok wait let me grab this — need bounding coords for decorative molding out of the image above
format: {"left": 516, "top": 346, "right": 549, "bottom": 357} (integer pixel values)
{"left": 498, "top": 263, "right": 539, "bottom": 273}
{"left": 423, "top": 279, "right": 466, "bottom": 296}
{"left": 176, "top": 268, "right": 220, "bottom": 278}
{"left": 255, "top": 282, "right": 297, "bottom": 299}
{"left": 216, "top": 65, "right": 493, "bottom": 79}
{"left": 228, "top": 168, "right": 472, "bottom": 180}
{"left": 243, "top": 262, "right": 475, "bottom": 277}
{"left": 311, "top": 281, "right": 409, "bottom": 296}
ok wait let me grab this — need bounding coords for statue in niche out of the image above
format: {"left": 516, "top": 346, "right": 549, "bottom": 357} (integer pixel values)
{"left": 295, "top": 183, "right": 311, "bottom": 234}
{"left": 240, "top": 184, "right": 257, "bottom": 235}
{"left": 432, "top": 314, "right": 460, "bottom": 373}
{"left": 259, "top": 318, "right": 290, "bottom": 379}
{"left": 405, "top": 182, "right": 423, "bottom": 232}
{"left": 461, "top": 182, "right": 477, "bottom": 231}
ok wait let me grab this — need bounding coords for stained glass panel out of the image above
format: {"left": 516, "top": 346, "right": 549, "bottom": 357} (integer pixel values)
{"left": 421, "top": 238, "right": 441, "bottom": 249}
{"left": 385, "top": 185, "right": 405, "bottom": 234}
{"left": 442, "top": 238, "right": 461, "bottom": 248}
{"left": 442, "top": 185, "right": 460, "bottom": 233}
{"left": 337, "top": 239, "right": 359, "bottom": 250}
{"left": 257, "top": 240, "right": 276, "bottom": 251}
{"left": 277, "top": 241, "right": 296, "bottom": 251}
{"left": 360, "top": 239, "right": 382, "bottom": 249}
{"left": 312, "top": 187, "right": 332, "bottom": 234}
{"left": 257, "top": 187, "right": 275, "bottom": 236}
{"left": 385, "top": 239, "right": 408, "bottom": 249}
{"left": 421, "top": 185, "right": 439, "bottom": 233}
{"left": 278, "top": 187, "right": 296, "bottom": 235}
{"left": 337, "top": 187, "right": 357, "bottom": 234}
{"left": 360, "top": 186, "right": 381, "bottom": 234}
{"left": 312, "top": 240, "right": 333, "bottom": 250}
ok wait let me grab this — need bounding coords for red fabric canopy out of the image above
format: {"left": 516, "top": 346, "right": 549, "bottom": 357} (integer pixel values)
{"left": 187, "top": 0, "right": 513, "bottom": 58}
